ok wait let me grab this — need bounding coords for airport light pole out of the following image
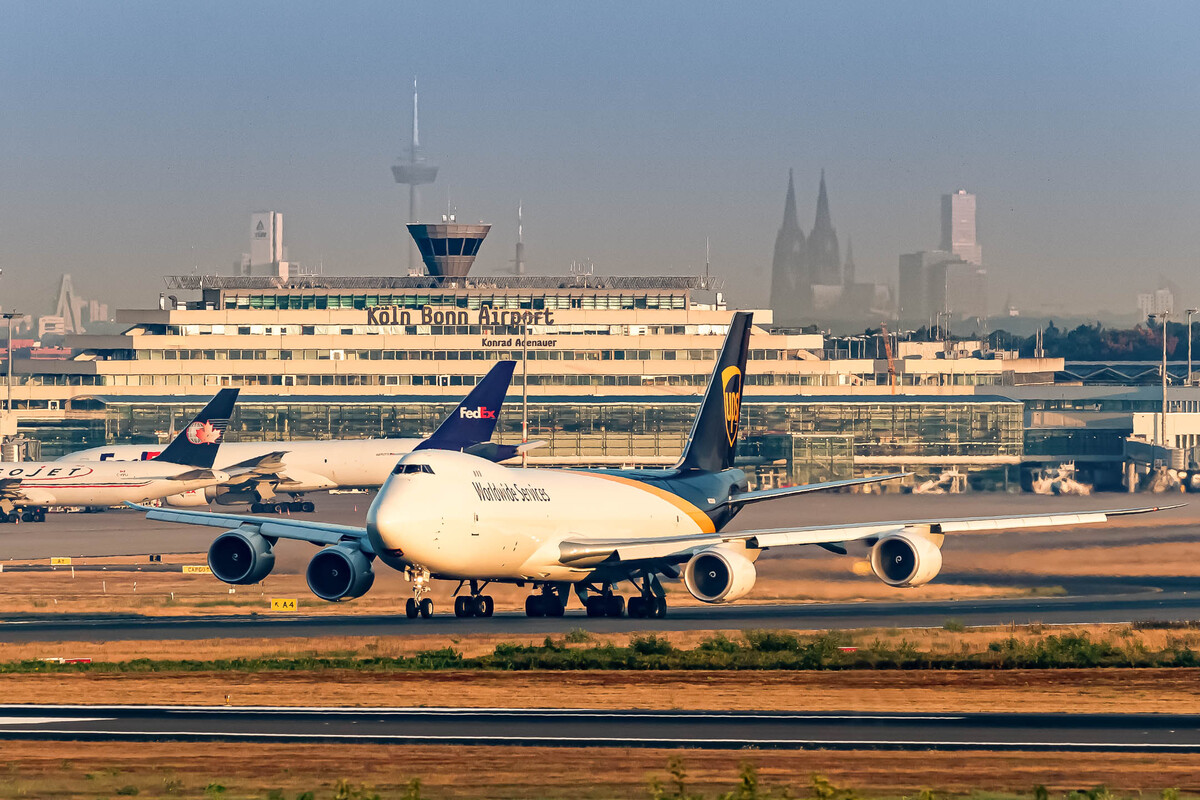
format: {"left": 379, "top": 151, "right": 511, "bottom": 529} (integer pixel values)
{"left": 1188, "top": 308, "right": 1197, "bottom": 386}
{"left": 1, "top": 311, "right": 20, "bottom": 415}
{"left": 1151, "top": 312, "right": 1169, "bottom": 460}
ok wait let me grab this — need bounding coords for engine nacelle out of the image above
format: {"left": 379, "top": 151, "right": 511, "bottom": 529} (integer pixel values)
{"left": 164, "top": 489, "right": 211, "bottom": 508}
{"left": 869, "top": 532, "right": 943, "bottom": 587}
{"left": 207, "top": 530, "right": 276, "bottom": 585}
{"left": 305, "top": 545, "right": 375, "bottom": 602}
{"left": 683, "top": 546, "right": 757, "bottom": 604}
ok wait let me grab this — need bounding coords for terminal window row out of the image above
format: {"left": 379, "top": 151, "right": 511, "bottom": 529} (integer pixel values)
{"left": 131, "top": 348, "right": 736, "bottom": 362}
{"left": 220, "top": 293, "right": 690, "bottom": 311}
{"left": 160, "top": 323, "right": 731, "bottom": 337}
{"left": 27, "top": 371, "right": 1003, "bottom": 389}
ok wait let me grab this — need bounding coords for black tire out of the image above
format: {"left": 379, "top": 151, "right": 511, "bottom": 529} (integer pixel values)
{"left": 454, "top": 596, "right": 473, "bottom": 618}
{"left": 301, "top": 501, "right": 315, "bottom": 513}
{"left": 546, "top": 594, "right": 565, "bottom": 617}
{"left": 405, "top": 598, "right": 418, "bottom": 619}
{"left": 627, "top": 597, "right": 646, "bottom": 618}
{"left": 480, "top": 595, "right": 494, "bottom": 617}
{"left": 652, "top": 597, "right": 667, "bottom": 618}
{"left": 474, "top": 595, "right": 490, "bottom": 617}
{"left": 419, "top": 598, "right": 434, "bottom": 619}
{"left": 34, "top": 510, "right": 46, "bottom": 523}
{"left": 274, "top": 504, "right": 287, "bottom": 514}
{"left": 21, "top": 512, "right": 34, "bottom": 523}
{"left": 605, "top": 595, "right": 625, "bottom": 618}
{"left": 525, "top": 594, "right": 544, "bottom": 617}
{"left": 250, "top": 503, "right": 263, "bottom": 513}
{"left": 287, "top": 501, "right": 303, "bottom": 512}
{"left": 585, "top": 596, "right": 604, "bottom": 618}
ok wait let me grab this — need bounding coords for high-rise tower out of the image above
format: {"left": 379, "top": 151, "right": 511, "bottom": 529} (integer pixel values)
{"left": 807, "top": 169, "right": 841, "bottom": 285}
{"left": 392, "top": 79, "right": 439, "bottom": 272}
{"left": 513, "top": 203, "right": 526, "bottom": 276}
{"left": 940, "top": 189, "right": 981, "bottom": 265}
{"left": 770, "top": 169, "right": 806, "bottom": 320}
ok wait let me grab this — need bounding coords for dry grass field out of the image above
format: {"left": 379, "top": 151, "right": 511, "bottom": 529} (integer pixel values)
{"left": 2, "top": 742, "right": 1199, "bottom": 798}
{"left": 5, "top": 624, "right": 1200, "bottom": 713}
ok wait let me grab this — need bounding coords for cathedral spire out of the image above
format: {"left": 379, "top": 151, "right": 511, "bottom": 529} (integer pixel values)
{"left": 807, "top": 168, "right": 841, "bottom": 285}
{"left": 813, "top": 168, "right": 832, "bottom": 232}
{"left": 782, "top": 168, "right": 800, "bottom": 231}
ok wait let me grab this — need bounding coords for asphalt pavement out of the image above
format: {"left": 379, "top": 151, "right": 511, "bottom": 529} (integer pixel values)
{"left": 0, "top": 705, "right": 1196, "bottom": 751}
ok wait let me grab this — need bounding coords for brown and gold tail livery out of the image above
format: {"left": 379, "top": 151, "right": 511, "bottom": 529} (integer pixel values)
{"left": 675, "top": 311, "right": 751, "bottom": 473}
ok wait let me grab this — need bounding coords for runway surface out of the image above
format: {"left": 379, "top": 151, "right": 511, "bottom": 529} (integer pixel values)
{"left": 2, "top": 586, "right": 1199, "bottom": 642}
{"left": 0, "top": 705, "right": 1197, "bottom": 751}
{"left": 1, "top": 492, "right": 1197, "bottom": 642}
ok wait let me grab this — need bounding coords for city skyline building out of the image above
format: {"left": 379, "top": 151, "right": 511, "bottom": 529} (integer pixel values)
{"left": 391, "top": 79, "right": 440, "bottom": 273}
{"left": 941, "top": 190, "right": 982, "bottom": 266}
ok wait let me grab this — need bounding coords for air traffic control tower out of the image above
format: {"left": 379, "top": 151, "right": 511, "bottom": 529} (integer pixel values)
{"left": 407, "top": 221, "right": 491, "bottom": 279}
{"left": 392, "top": 80, "right": 439, "bottom": 272}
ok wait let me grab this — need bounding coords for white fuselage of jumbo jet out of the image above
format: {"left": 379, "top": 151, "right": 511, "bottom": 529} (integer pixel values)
{"left": 0, "top": 460, "right": 229, "bottom": 508}
{"left": 367, "top": 450, "right": 718, "bottom": 582}
{"left": 65, "top": 439, "right": 424, "bottom": 493}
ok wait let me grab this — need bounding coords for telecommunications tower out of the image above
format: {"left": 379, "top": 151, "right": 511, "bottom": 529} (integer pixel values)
{"left": 391, "top": 79, "right": 439, "bottom": 272}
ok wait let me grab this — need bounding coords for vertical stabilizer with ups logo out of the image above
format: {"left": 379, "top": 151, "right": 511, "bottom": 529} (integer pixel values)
{"left": 152, "top": 388, "right": 240, "bottom": 469}
{"left": 675, "top": 311, "right": 752, "bottom": 473}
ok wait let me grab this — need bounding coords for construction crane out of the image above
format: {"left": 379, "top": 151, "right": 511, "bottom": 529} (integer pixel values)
{"left": 880, "top": 323, "right": 897, "bottom": 395}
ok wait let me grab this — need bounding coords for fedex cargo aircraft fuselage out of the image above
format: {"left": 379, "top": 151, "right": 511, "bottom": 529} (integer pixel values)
{"left": 67, "top": 439, "right": 424, "bottom": 492}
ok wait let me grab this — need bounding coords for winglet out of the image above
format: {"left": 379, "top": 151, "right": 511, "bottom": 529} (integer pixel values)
{"left": 415, "top": 360, "right": 516, "bottom": 452}
{"left": 152, "top": 388, "right": 239, "bottom": 469}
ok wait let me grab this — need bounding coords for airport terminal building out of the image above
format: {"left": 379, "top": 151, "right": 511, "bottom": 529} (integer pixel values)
{"left": 4, "top": 269, "right": 1058, "bottom": 490}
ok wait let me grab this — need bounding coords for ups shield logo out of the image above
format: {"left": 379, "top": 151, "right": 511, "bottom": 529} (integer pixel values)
{"left": 720, "top": 366, "right": 743, "bottom": 446}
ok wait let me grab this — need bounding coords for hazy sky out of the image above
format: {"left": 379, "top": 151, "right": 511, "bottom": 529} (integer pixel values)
{"left": 2, "top": 1, "right": 1198, "bottom": 318}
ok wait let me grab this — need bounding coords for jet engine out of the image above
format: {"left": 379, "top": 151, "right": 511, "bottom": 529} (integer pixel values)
{"left": 207, "top": 530, "right": 275, "bottom": 585}
{"left": 164, "top": 489, "right": 211, "bottom": 508}
{"left": 869, "top": 532, "right": 943, "bottom": 587}
{"left": 305, "top": 545, "right": 375, "bottom": 602}
{"left": 683, "top": 546, "right": 757, "bottom": 603}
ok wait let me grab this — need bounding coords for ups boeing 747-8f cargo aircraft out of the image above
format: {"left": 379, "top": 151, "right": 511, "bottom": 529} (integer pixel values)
{"left": 73, "top": 360, "right": 523, "bottom": 513}
{"left": 135, "top": 314, "right": 1173, "bottom": 619}
{"left": 1, "top": 388, "right": 239, "bottom": 523}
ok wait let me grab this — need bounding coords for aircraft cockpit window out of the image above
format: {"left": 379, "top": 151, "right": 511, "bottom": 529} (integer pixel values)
{"left": 392, "top": 463, "right": 436, "bottom": 475}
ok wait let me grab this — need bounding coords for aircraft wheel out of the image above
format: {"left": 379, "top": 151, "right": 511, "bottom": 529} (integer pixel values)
{"left": 545, "top": 594, "right": 565, "bottom": 617}
{"left": 651, "top": 597, "right": 667, "bottom": 618}
{"left": 585, "top": 596, "right": 605, "bottom": 617}
{"left": 0, "top": 513, "right": 10, "bottom": 524}
{"left": 405, "top": 598, "right": 419, "bottom": 619}
{"left": 33, "top": 510, "right": 46, "bottom": 523}
{"left": 301, "top": 501, "right": 315, "bottom": 513}
{"left": 273, "top": 503, "right": 288, "bottom": 514}
{"left": 287, "top": 501, "right": 304, "bottom": 513}
{"left": 479, "top": 595, "right": 494, "bottom": 617}
{"left": 605, "top": 595, "right": 625, "bottom": 618}
{"left": 454, "top": 596, "right": 474, "bottom": 618}
{"left": 419, "top": 598, "right": 434, "bottom": 619}
{"left": 21, "top": 512, "right": 34, "bottom": 523}
{"left": 525, "top": 594, "right": 545, "bottom": 617}
{"left": 627, "top": 597, "right": 646, "bottom": 618}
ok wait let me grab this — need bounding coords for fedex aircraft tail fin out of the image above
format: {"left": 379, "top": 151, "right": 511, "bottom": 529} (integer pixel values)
{"left": 674, "top": 311, "right": 752, "bottom": 474}
{"left": 416, "top": 360, "right": 516, "bottom": 453}
{"left": 153, "top": 388, "right": 240, "bottom": 469}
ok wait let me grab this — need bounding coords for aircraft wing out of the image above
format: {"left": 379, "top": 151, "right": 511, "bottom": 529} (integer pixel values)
{"left": 556, "top": 505, "right": 1179, "bottom": 566}
{"left": 720, "top": 472, "right": 910, "bottom": 508}
{"left": 128, "top": 503, "right": 369, "bottom": 549}
{"left": 223, "top": 451, "right": 290, "bottom": 476}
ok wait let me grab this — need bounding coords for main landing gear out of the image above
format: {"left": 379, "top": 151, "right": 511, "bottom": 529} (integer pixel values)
{"left": 404, "top": 566, "right": 434, "bottom": 619}
{"left": 250, "top": 500, "right": 315, "bottom": 514}
{"left": 627, "top": 573, "right": 668, "bottom": 619}
{"left": 0, "top": 509, "right": 46, "bottom": 524}
{"left": 453, "top": 580, "right": 495, "bottom": 618}
{"left": 584, "top": 587, "right": 625, "bottom": 618}
{"left": 524, "top": 585, "right": 567, "bottom": 617}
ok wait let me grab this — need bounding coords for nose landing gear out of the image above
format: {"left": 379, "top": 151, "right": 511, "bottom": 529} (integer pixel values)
{"left": 404, "top": 566, "right": 434, "bottom": 619}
